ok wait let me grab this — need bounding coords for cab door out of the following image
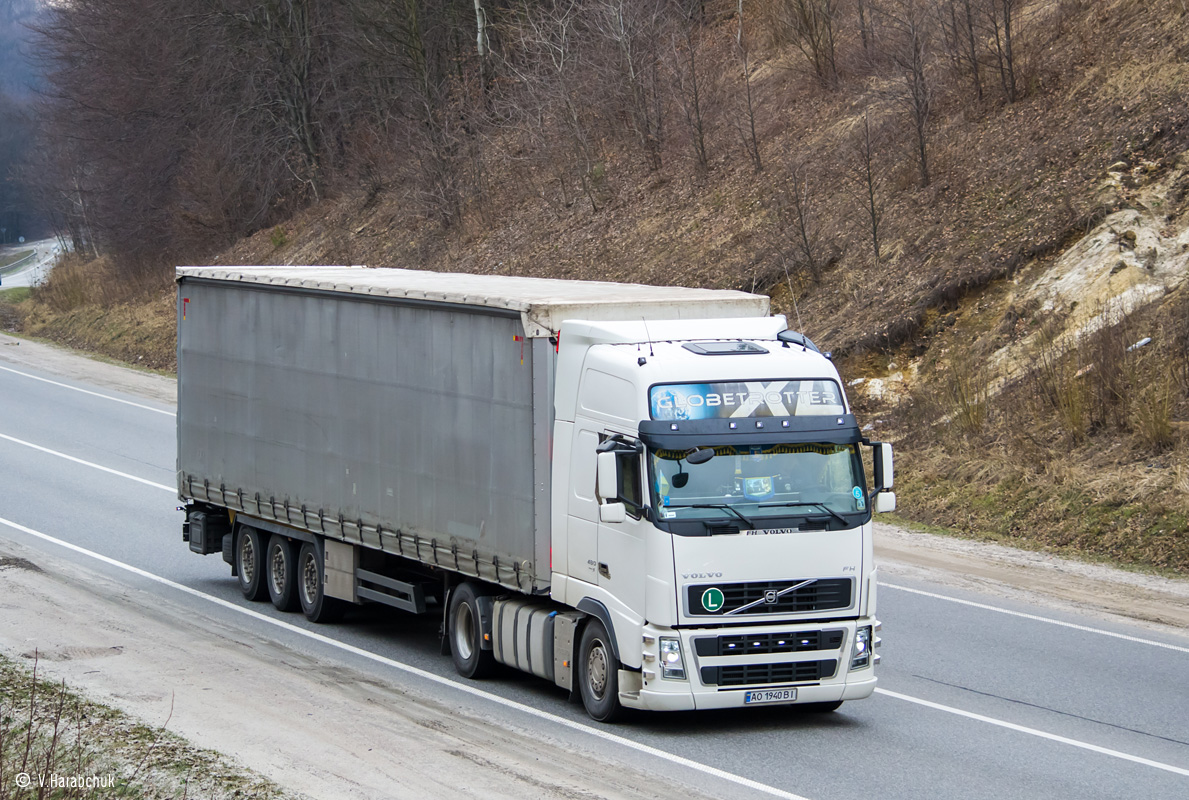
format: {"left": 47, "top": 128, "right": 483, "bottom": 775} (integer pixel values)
{"left": 566, "top": 427, "right": 600, "bottom": 585}
{"left": 595, "top": 436, "right": 647, "bottom": 621}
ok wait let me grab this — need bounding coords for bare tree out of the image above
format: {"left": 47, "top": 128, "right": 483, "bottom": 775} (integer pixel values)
{"left": 774, "top": 160, "right": 823, "bottom": 282}
{"left": 872, "top": 0, "right": 932, "bottom": 188}
{"left": 763, "top": 0, "right": 840, "bottom": 89}
{"left": 733, "top": 0, "right": 763, "bottom": 173}
{"left": 984, "top": 0, "right": 1019, "bottom": 102}
{"left": 499, "top": 0, "right": 610, "bottom": 211}
{"left": 856, "top": 0, "right": 874, "bottom": 64}
{"left": 669, "top": 14, "right": 712, "bottom": 171}
{"left": 590, "top": 0, "right": 669, "bottom": 171}
{"left": 849, "top": 108, "right": 886, "bottom": 266}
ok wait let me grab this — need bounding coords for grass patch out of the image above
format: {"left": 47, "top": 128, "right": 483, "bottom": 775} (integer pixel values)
{"left": 0, "top": 287, "right": 31, "bottom": 303}
{"left": 0, "top": 250, "right": 34, "bottom": 270}
{"left": 0, "top": 652, "right": 288, "bottom": 799}
{"left": 9, "top": 255, "right": 177, "bottom": 370}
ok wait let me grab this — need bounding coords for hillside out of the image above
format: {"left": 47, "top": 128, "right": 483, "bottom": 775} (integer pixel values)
{"left": 5, "top": 0, "right": 1189, "bottom": 572}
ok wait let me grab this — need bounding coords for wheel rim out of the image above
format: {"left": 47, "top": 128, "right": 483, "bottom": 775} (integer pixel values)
{"left": 454, "top": 604, "right": 475, "bottom": 661}
{"left": 269, "top": 544, "right": 286, "bottom": 595}
{"left": 300, "top": 551, "right": 318, "bottom": 607}
{"left": 586, "top": 638, "right": 608, "bottom": 700}
{"left": 239, "top": 535, "right": 256, "bottom": 585}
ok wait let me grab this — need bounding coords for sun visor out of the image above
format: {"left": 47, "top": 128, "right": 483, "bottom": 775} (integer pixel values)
{"left": 638, "top": 415, "right": 863, "bottom": 450}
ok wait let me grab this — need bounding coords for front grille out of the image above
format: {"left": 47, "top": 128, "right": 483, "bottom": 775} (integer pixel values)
{"left": 694, "top": 629, "right": 845, "bottom": 657}
{"left": 701, "top": 659, "right": 838, "bottom": 686}
{"left": 686, "top": 578, "right": 852, "bottom": 616}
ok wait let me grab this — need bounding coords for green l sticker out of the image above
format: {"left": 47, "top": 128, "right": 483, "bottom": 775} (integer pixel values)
{"left": 702, "top": 587, "right": 725, "bottom": 612}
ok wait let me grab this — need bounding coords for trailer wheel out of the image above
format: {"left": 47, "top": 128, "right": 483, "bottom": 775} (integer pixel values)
{"left": 236, "top": 527, "right": 267, "bottom": 601}
{"left": 448, "top": 583, "right": 495, "bottom": 679}
{"left": 297, "top": 541, "right": 345, "bottom": 623}
{"left": 578, "top": 619, "right": 623, "bottom": 723}
{"left": 266, "top": 534, "right": 299, "bottom": 612}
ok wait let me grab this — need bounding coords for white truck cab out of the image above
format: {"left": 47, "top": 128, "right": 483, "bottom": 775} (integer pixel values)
{"left": 550, "top": 316, "right": 893, "bottom": 715}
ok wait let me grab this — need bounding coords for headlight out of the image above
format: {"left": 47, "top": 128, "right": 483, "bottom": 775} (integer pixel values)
{"left": 850, "top": 626, "right": 872, "bottom": 670}
{"left": 659, "top": 637, "right": 687, "bottom": 680}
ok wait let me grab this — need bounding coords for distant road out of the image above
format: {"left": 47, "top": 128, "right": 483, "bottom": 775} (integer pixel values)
{"left": 0, "top": 237, "right": 60, "bottom": 288}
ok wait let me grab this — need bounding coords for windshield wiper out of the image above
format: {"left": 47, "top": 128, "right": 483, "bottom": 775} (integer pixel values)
{"left": 665, "top": 502, "right": 758, "bottom": 529}
{"left": 757, "top": 501, "right": 850, "bottom": 527}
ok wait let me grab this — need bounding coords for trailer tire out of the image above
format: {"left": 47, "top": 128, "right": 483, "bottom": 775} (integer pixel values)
{"left": 236, "top": 526, "right": 268, "bottom": 602}
{"left": 297, "top": 541, "right": 346, "bottom": 623}
{"left": 448, "top": 583, "right": 495, "bottom": 679}
{"left": 578, "top": 619, "right": 623, "bottom": 723}
{"left": 266, "top": 534, "right": 300, "bottom": 612}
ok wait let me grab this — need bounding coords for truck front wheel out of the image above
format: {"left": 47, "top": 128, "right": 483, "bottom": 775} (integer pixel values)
{"left": 297, "top": 541, "right": 346, "bottom": 623}
{"left": 578, "top": 619, "right": 623, "bottom": 723}
{"left": 266, "top": 534, "right": 299, "bottom": 612}
{"left": 236, "top": 526, "right": 267, "bottom": 602}
{"left": 448, "top": 583, "right": 495, "bottom": 679}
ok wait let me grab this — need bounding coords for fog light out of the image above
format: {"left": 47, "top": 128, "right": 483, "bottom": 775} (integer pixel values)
{"left": 659, "top": 637, "right": 687, "bottom": 680}
{"left": 850, "top": 626, "right": 872, "bottom": 670}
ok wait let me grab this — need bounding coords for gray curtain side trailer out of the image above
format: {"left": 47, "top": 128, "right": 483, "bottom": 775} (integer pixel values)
{"left": 175, "top": 266, "right": 776, "bottom": 718}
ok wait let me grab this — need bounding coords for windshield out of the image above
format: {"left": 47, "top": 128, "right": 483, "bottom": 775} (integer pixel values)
{"left": 649, "top": 443, "right": 867, "bottom": 530}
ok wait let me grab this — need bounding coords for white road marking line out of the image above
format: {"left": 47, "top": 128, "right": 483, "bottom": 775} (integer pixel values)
{"left": 880, "top": 582, "right": 1189, "bottom": 654}
{"left": 875, "top": 688, "right": 1189, "bottom": 777}
{"left": 0, "top": 432, "right": 175, "bottom": 493}
{"left": 0, "top": 515, "right": 812, "bottom": 800}
{"left": 0, "top": 364, "right": 175, "bottom": 417}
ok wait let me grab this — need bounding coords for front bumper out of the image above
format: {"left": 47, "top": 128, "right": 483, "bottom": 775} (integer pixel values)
{"left": 623, "top": 619, "right": 878, "bottom": 712}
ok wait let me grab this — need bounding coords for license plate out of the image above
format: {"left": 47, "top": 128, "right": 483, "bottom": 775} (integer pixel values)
{"left": 744, "top": 688, "right": 797, "bottom": 705}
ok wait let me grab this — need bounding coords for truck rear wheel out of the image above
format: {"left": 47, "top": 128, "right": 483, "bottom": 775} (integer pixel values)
{"left": 236, "top": 526, "right": 267, "bottom": 601}
{"left": 297, "top": 541, "right": 345, "bottom": 623}
{"left": 448, "top": 583, "right": 495, "bottom": 679}
{"left": 266, "top": 534, "right": 299, "bottom": 612}
{"left": 578, "top": 619, "right": 623, "bottom": 723}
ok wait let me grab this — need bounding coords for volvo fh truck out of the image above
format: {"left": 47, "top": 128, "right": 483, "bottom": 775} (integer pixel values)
{"left": 177, "top": 266, "right": 894, "bottom": 721}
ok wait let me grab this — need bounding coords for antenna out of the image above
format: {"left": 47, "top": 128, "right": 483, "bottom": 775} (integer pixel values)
{"left": 781, "top": 255, "right": 806, "bottom": 340}
{"left": 641, "top": 317, "right": 655, "bottom": 357}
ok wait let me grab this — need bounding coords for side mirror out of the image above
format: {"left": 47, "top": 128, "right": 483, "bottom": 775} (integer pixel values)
{"left": 874, "top": 491, "right": 897, "bottom": 514}
{"left": 872, "top": 442, "right": 894, "bottom": 490}
{"left": 599, "top": 502, "right": 627, "bottom": 523}
{"left": 597, "top": 451, "right": 619, "bottom": 503}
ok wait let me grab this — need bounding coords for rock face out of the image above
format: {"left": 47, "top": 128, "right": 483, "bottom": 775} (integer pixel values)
{"left": 982, "top": 155, "right": 1189, "bottom": 382}
{"left": 852, "top": 152, "right": 1189, "bottom": 408}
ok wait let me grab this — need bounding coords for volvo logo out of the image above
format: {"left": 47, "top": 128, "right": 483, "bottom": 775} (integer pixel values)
{"left": 764, "top": 590, "right": 779, "bottom": 604}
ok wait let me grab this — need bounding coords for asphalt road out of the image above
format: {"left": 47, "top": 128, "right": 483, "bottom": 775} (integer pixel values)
{"left": 1, "top": 346, "right": 1187, "bottom": 800}
{"left": 0, "top": 238, "right": 59, "bottom": 287}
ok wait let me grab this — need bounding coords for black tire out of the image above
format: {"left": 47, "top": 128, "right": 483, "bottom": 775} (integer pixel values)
{"left": 800, "top": 700, "right": 844, "bottom": 713}
{"left": 578, "top": 619, "right": 623, "bottom": 723}
{"left": 236, "top": 526, "right": 268, "bottom": 601}
{"left": 297, "top": 540, "right": 346, "bottom": 623}
{"left": 448, "top": 583, "right": 496, "bottom": 679}
{"left": 266, "top": 534, "right": 300, "bottom": 612}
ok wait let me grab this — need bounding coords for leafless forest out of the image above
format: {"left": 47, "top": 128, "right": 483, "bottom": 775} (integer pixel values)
{"left": 20, "top": 0, "right": 1047, "bottom": 275}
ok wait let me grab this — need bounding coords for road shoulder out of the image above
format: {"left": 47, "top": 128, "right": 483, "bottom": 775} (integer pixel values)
{"left": 0, "top": 536, "right": 711, "bottom": 800}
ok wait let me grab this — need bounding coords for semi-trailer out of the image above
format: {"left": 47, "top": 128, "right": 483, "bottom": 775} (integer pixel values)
{"left": 176, "top": 266, "right": 894, "bottom": 721}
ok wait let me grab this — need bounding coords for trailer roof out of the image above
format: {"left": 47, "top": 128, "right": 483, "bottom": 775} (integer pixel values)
{"left": 176, "top": 266, "right": 769, "bottom": 337}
